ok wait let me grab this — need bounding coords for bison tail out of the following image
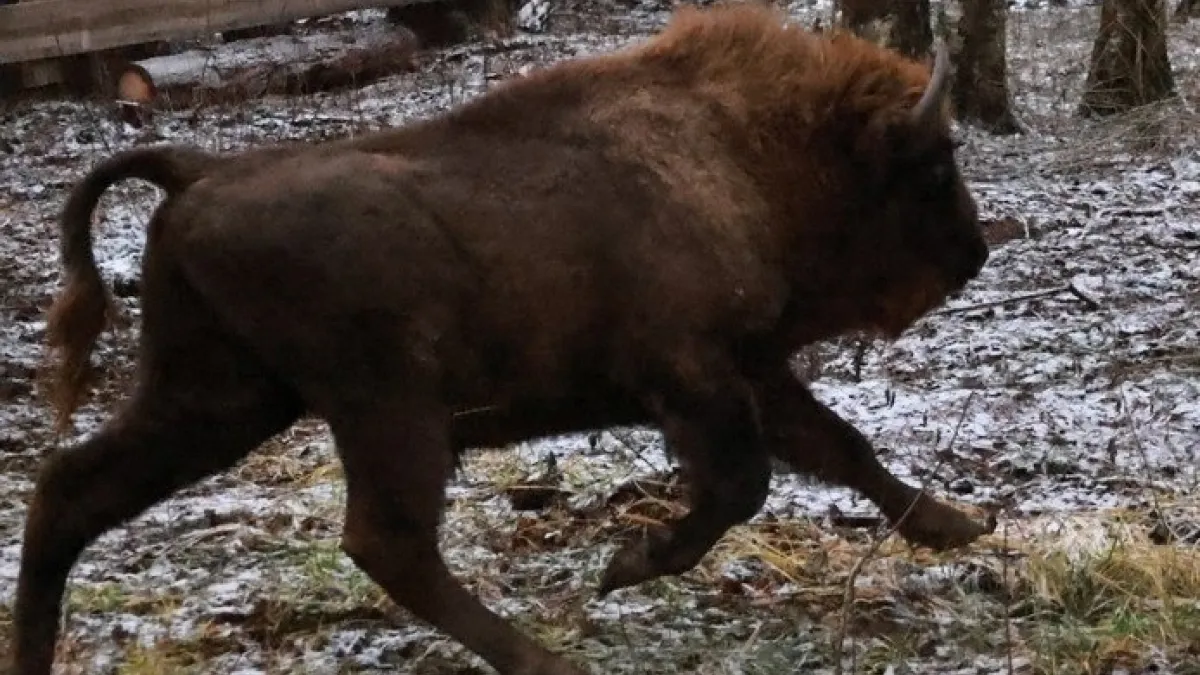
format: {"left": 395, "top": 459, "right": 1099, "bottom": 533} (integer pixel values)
{"left": 45, "top": 146, "right": 215, "bottom": 434}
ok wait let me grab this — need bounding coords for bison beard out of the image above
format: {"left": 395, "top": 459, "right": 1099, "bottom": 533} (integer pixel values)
{"left": 13, "top": 3, "right": 993, "bottom": 674}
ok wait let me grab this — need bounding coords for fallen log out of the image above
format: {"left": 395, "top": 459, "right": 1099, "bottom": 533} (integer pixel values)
{"left": 112, "top": 35, "right": 418, "bottom": 121}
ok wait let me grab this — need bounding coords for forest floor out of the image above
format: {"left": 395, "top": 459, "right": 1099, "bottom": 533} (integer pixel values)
{"left": 1, "top": 1, "right": 1199, "bottom": 673}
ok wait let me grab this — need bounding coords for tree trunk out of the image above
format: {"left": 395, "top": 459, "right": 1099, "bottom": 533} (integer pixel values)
{"left": 951, "top": 0, "right": 1020, "bottom": 133}
{"left": 837, "top": 0, "right": 933, "bottom": 58}
{"left": 1079, "top": 0, "right": 1175, "bottom": 117}
{"left": 890, "top": 0, "right": 934, "bottom": 58}
{"left": 1175, "top": 0, "right": 1200, "bottom": 21}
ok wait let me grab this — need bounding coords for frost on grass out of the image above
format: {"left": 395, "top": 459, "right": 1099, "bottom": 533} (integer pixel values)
{"left": 1, "top": 2, "right": 1199, "bottom": 674}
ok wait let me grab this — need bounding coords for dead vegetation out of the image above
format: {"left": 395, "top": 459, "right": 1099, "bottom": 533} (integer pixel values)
{"left": 79, "top": 440, "right": 1196, "bottom": 675}
{"left": 1079, "top": 0, "right": 1176, "bottom": 117}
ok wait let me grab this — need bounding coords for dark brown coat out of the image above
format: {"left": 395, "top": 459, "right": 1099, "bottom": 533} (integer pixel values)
{"left": 14, "top": 4, "right": 991, "bottom": 675}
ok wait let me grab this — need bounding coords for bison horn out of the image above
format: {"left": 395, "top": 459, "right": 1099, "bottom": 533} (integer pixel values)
{"left": 912, "top": 42, "right": 950, "bottom": 127}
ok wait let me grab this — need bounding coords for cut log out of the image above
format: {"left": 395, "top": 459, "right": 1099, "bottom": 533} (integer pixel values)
{"left": 115, "top": 62, "right": 157, "bottom": 127}
{"left": 146, "top": 38, "right": 419, "bottom": 111}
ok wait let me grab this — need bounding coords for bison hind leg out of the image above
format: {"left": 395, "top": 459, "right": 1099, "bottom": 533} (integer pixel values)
{"left": 12, "top": 359, "right": 302, "bottom": 675}
{"left": 329, "top": 394, "right": 589, "bottom": 675}
{"left": 12, "top": 252, "right": 305, "bottom": 675}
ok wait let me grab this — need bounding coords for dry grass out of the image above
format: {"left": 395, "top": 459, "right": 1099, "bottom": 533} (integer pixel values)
{"left": 65, "top": 583, "right": 184, "bottom": 617}
{"left": 712, "top": 506, "right": 1200, "bottom": 673}
{"left": 7, "top": 424, "right": 1196, "bottom": 673}
{"left": 1011, "top": 509, "right": 1200, "bottom": 674}
{"left": 436, "top": 446, "right": 1200, "bottom": 674}
{"left": 1043, "top": 97, "right": 1200, "bottom": 171}
{"left": 112, "top": 644, "right": 195, "bottom": 675}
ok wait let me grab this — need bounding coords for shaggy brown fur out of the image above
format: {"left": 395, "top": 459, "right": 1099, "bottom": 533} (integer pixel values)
{"left": 15, "top": 4, "right": 991, "bottom": 674}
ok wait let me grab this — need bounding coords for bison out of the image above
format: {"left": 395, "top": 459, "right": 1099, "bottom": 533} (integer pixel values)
{"left": 12, "top": 3, "right": 992, "bottom": 674}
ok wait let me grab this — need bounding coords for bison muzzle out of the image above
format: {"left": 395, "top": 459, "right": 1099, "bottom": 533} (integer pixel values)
{"left": 12, "top": 3, "right": 992, "bottom": 674}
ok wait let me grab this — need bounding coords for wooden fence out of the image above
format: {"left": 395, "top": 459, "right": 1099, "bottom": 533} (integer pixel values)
{"left": 0, "top": 0, "right": 439, "bottom": 65}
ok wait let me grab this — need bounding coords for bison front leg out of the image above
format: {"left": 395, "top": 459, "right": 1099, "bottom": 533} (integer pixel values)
{"left": 598, "top": 376, "right": 772, "bottom": 596}
{"left": 757, "top": 369, "right": 994, "bottom": 551}
{"left": 329, "top": 395, "right": 589, "bottom": 675}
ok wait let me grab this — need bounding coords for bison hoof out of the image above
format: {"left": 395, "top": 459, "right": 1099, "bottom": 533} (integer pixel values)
{"left": 597, "top": 537, "right": 654, "bottom": 597}
{"left": 896, "top": 495, "right": 997, "bottom": 551}
{"left": 596, "top": 527, "right": 676, "bottom": 597}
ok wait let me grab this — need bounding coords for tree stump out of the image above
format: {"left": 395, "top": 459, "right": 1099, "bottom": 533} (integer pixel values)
{"left": 1079, "top": 0, "right": 1175, "bottom": 117}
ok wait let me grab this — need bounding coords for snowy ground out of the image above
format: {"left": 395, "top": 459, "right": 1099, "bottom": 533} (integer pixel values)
{"left": 1, "top": 1, "right": 1198, "bottom": 674}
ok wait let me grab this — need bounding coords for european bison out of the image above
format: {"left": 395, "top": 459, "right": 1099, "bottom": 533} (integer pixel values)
{"left": 13, "top": 3, "right": 991, "bottom": 674}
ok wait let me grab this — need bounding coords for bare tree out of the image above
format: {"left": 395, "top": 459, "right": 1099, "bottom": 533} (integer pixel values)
{"left": 837, "top": 0, "right": 933, "bottom": 58}
{"left": 891, "top": 0, "right": 934, "bottom": 58}
{"left": 839, "top": 0, "right": 1018, "bottom": 133}
{"left": 1080, "top": 0, "right": 1175, "bottom": 116}
{"left": 949, "top": 0, "right": 1020, "bottom": 133}
{"left": 1175, "top": 0, "right": 1200, "bottom": 21}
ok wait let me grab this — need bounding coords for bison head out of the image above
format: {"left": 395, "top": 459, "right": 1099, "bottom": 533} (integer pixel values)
{"left": 809, "top": 42, "right": 989, "bottom": 339}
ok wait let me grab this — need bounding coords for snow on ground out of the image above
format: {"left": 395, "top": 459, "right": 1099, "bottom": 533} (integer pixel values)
{"left": 1, "top": 1, "right": 1198, "bottom": 673}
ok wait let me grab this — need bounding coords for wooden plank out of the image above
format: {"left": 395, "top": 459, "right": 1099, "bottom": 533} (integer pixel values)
{"left": 0, "top": 0, "right": 441, "bottom": 64}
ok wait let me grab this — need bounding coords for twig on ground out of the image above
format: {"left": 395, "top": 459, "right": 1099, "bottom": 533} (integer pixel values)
{"left": 1138, "top": 234, "right": 1200, "bottom": 251}
{"left": 607, "top": 429, "right": 663, "bottom": 474}
{"left": 935, "top": 283, "right": 1101, "bottom": 316}
{"left": 1002, "top": 519, "right": 1014, "bottom": 675}
{"left": 831, "top": 392, "right": 977, "bottom": 675}
{"left": 1066, "top": 280, "right": 1101, "bottom": 310}
{"left": 1120, "top": 386, "right": 1178, "bottom": 542}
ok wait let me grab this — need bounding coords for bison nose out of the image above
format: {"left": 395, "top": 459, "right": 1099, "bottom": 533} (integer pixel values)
{"left": 953, "top": 234, "right": 989, "bottom": 286}
{"left": 970, "top": 233, "right": 989, "bottom": 272}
